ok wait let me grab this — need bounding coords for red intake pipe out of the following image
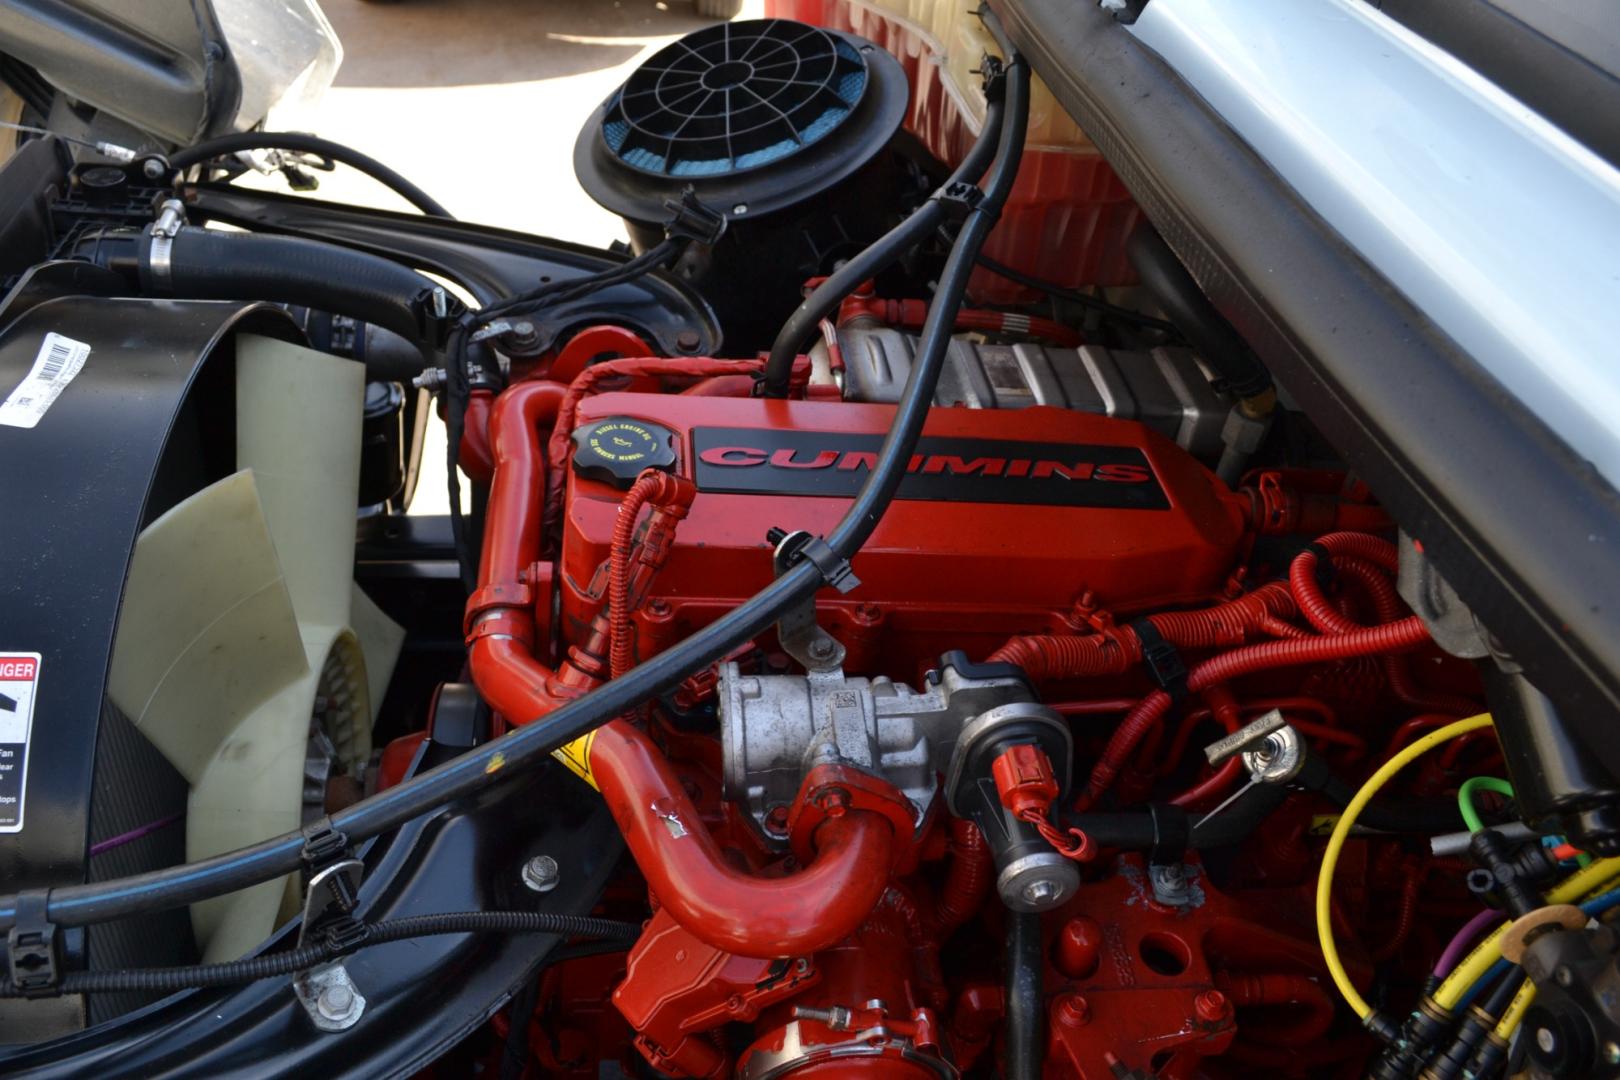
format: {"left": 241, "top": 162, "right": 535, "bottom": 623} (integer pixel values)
{"left": 590, "top": 720, "right": 895, "bottom": 957}
{"left": 467, "top": 368, "right": 894, "bottom": 960}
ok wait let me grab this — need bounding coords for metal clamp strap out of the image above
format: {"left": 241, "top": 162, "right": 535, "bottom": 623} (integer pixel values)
{"left": 145, "top": 198, "right": 186, "bottom": 294}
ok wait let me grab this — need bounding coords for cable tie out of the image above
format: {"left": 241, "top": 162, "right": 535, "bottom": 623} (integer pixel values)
{"left": 1130, "top": 619, "right": 1188, "bottom": 703}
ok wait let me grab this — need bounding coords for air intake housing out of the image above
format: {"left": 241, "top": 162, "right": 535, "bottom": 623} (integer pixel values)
{"left": 575, "top": 19, "right": 909, "bottom": 352}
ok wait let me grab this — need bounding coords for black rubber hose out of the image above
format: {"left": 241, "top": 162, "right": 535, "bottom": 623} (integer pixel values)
{"left": 1302, "top": 755, "right": 1467, "bottom": 833}
{"left": 0, "top": 25, "right": 1029, "bottom": 935}
{"left": 1005, "top": 910, "right": 1043, "bottom": 1080}
{"left": 1067, "top": 770, "right": 1462, "bottom": 844}
{"left": 828, "top": 22, "right": 1028, "bottom": 554}
{"left": 758, "top": 81, "right": 1009, "bottom": 397}
{"left": 136, "top": 226, "right": 448, "bottom": 351}
{"left": 1126, "top": 225, "right": 1273, "bottom": 401}
{"left": 1064, "top": 783, "right": 1290, "bottom": 850}
{"left": 0, "top": 911, "right": 638, "bottom": 996}
{"left": 167, "top": 131, "right": 452, "bottom": 218}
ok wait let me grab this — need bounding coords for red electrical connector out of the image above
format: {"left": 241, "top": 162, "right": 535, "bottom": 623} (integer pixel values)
{"left": 991, "top": 744, "right": 1095, "bottom": 862}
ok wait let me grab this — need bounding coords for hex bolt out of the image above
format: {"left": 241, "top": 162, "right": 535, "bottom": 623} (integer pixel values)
{"left": 675, "top": 329, "right": 702, "bottom": 353}
{"left": 142, "top": 158, "right": 167, "bottom": 180}
{"left": 1058, "top": 993, "right": 1090, "bottom": 1027}
{"left": 1194, "top": 989, "right": 1232, "bottom": 1024}
{"left": 521, "top": 854, "right": 560, "bottom": 893}
{"left": 316, "top": 983, "right": 358, "bottom": 1026}
{"left": 808, "top": 637, "right": 836, "bottom": 660}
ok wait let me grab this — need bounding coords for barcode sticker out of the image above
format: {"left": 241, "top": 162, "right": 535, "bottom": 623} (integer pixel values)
{"left": 0, "top": 333, "right": 91, "bottom": 430}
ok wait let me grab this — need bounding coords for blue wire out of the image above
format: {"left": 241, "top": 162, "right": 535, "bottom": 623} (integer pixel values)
{"left": 1452, "top": 888, "right": 1620, "bottom": 1008}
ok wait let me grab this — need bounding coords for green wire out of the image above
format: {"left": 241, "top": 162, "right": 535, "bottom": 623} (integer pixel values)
{"left": 1458, "top": 776, "right": 1515, "bottom": 833}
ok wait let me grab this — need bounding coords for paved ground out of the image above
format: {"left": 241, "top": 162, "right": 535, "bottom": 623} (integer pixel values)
{"left": 304, "top": 0, "right": 763, "bottom": 240}
{"left": 291, "top": 0, "right": 765, "bottom": 512}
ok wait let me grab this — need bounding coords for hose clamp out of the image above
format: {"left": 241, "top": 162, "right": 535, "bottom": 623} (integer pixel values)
{"left": 146, "top": 198, "right": 186, "bottom": 294}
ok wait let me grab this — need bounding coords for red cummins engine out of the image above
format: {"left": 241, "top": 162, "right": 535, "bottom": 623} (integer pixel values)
{"left": 449, "top": 323, "right": 1434, "bottom": 1078}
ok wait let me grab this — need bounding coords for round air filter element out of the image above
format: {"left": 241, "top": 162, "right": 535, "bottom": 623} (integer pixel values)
{"left": 576, "top": 18, "right": 907, "bottom": 225}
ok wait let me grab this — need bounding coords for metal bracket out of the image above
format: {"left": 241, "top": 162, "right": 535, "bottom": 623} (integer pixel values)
{"left": 1204, "top": 709, "right": 1290, "bottom": 771}
{"left": 293, "top": 960, "right": 367, "bottom": 1031}
{"left": 291, "top": 856, "right": 368, "bottom": 1032}
{"left": 768, "top": 529, "right": 850, "bottom": 673}
{"left": 1195, "top": 709, "right": 1306, "bottom": 830}
{"left": 6, "top": 891, "right": 59, "bottom": 998}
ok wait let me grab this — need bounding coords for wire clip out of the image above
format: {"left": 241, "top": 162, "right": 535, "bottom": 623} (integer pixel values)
{"left": 767, "top": 528, "right": 861, "bottom": 594}
{"left": 932, "top": 180, "right": 985, "bottom": 221}
{"left": 973, "top": 52, "right": 1007, "bottom": 102}
{"left": 6, "top": 891, "right": 60, "bottom": 997}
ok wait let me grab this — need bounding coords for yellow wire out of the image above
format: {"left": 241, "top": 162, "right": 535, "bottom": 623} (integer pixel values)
{"left": 1495, "top": 982, "right": 1537, "bottom": 1040}
{"left": 1433, "top": 855, "right": 1620, "bottom": 1010}
{"left": 1316, "top": 713, "right": 1495, "bottom": 1020}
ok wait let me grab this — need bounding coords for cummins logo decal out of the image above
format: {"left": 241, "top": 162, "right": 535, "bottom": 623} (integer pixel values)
{"left": 692, "top": 428, "right": 1168, "bottom": 509}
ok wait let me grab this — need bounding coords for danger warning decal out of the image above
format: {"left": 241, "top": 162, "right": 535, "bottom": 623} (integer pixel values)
{"left": 0, "top": 653, "right": 41, "bottom": 833}
{"left": 551, "top": 731, "right": 598, "bottom": 790}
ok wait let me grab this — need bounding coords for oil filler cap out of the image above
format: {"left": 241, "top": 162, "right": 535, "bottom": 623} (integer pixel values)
{"left": 571, "top": 418, "right": 678, "bottom": 489}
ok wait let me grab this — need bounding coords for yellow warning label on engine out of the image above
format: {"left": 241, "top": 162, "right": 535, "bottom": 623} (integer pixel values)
{"left": 551, "top": 732, "right": 598, "bottom": 790}
{"left": 1309, "top": 814, "right": 1340, "bottom": 836}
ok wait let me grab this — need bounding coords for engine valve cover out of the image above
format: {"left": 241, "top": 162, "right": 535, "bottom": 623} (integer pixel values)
{"left": 560, "top": 395, "right": 1248, "bottom": 677}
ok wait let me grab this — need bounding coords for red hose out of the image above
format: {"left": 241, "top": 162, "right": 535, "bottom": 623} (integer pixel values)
{"left": 988, "top": 581, "right": 1298, "bottom": 680}
{"left": 458, "top": 387, "right": 496, "bottom": 484}
{"left": 609, "top": 471, "right": 695, "bottom": 679}
{"left": 1079, "top": 616, "right": 1435, "bottom": 807}
{"left": 933, "top": 818, "right": 992, "bottom": 935}
{"left": 953, "top": 308, "right": 1083, "bottom": 347}
{"left": 679, "top": 374, "right": 757, "bottom": 397}
{"left": 1292, "top": 544, "right": 1480, "bottom": 715}
{"left": 1373, "top": 861, "right": 1425, "bottom": 963}
{"left": 1215, "top": 971, "right": 1337, "bottom": 1047}
{"left": 1168, "top": 687, "right": 1243, "bottom": 808}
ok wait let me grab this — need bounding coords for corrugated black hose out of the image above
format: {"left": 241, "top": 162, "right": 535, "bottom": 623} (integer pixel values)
{"left": 0, "top": 912, "right": 638, "bottom": 997}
